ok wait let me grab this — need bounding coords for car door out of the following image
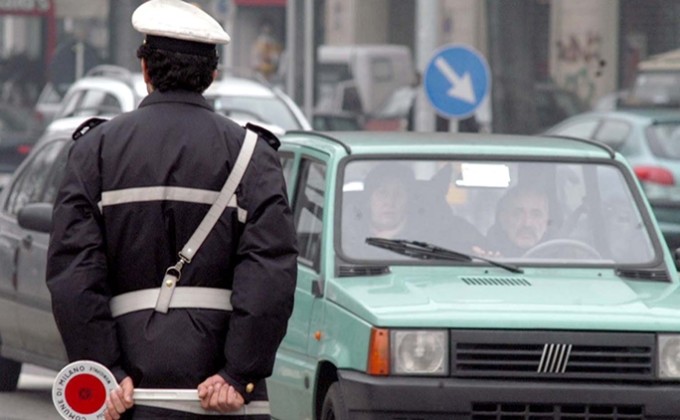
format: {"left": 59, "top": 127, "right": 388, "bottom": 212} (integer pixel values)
{"left": 0, "top": 137, "right": 70, "bottom": 365}
{"left": 269, "top": 148, "right": 329, "bottom": 419}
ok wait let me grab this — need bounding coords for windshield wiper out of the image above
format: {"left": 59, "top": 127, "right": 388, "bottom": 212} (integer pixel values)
{"left": 365, "top": 237, "right": 524, "bottom": 274}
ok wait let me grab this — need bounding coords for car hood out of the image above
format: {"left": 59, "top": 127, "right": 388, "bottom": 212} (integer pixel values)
{"left": 326, "top": 267, "right": 680, "bottom": 331}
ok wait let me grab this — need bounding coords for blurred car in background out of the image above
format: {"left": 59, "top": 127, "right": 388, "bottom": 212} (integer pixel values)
{"left": 545, "top": 108, "right": 680, "bottom": 252}
{"left": 33, "top": 82, "right": 66, "bottom": 124}
{"left": 534, "top": 81, "right": 590, "bottom": 133}
{"left": 621, "top": 48, "right": 680, "bottom": 108}
{"left": 51, "top": 64, "right": 310, "bottom": 135}
{"left": 0, "top": 103, "right": 45, "bottom": 190}
{"left": 205, "top": 73, "right": 311, "bottom": 133}
{"left": 312, "top": 110, "right": 363, "bottom": 131}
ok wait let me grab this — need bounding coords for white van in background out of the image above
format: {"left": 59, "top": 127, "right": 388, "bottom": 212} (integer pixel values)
{"left": 622, "top": 48, "right": 680, "bottom": 107}
{"left": 315, "top": 44, "right": 416, "bottom": 130}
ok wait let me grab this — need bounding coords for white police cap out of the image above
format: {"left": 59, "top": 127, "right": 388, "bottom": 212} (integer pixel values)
{"left": 132, "top": 0, "right": 230, "bottom": 54}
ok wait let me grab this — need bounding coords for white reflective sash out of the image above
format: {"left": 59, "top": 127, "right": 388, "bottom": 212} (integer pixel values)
{"left": 135, "top": 400, "right": 271, "bottom": 416}
{"left": 110, "top": 287, "right": 232, "bottom": 317}
{"left": 99, "top": 187, "right": 247, "bottom": 223}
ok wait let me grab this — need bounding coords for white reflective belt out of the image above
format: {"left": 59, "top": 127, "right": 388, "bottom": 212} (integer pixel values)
{"left": 99, "top": 187, "right": 247, "bottom": 223}
{"left": 110, "top": 287, "right": 232, "bottom": 318}
{"left": 136, "top": 400, "right": 271, "bottom": 416}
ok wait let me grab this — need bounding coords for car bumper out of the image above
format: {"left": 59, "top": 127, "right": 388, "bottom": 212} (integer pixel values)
{"left": 337, "top": 370, "right": 680, "bottom": 419}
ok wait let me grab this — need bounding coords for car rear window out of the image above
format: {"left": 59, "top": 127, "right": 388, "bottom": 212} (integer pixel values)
{"left": 646, "top": 123, "right": 680, "bottom": 159}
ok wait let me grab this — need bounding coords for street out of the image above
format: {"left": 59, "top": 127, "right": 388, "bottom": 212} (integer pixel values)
{"left": 0, "top": 365, "right": 61, "bottom": 419}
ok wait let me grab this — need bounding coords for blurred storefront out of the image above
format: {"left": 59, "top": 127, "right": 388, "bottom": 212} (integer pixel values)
{"left": 1, "top": 0, "right": 680, "bottom": 131}
{"left": 0, "top": 0, "right": 56, "bottom": 106}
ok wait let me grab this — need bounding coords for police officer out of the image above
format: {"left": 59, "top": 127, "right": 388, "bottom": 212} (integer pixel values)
{"left": 46, "top": 1, "right": 297, "bottom": 419}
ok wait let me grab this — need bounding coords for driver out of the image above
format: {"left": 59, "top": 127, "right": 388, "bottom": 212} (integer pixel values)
{"left": 486, "top": 186, "right": 551, "bottom": 257}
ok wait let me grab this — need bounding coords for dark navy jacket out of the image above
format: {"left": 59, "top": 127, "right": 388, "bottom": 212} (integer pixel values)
{"left": 46, "top": 90, "right": 297, "bottom": 402}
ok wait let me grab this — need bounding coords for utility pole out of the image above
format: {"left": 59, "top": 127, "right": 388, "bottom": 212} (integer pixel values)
{"left": 487, "top": 0, "right": 537, "bottom": 133}
{"left": 109, "top": 0, "right": 144, "bottom": 71}
{"left": 286, "top": 0, "right": 323, "bottom": 121}
{"left": 414, "top": 0, "right": 440, "bottom": 132}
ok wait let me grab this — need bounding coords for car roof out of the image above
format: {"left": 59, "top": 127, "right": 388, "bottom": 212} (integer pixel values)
{"left": 71, "top": 70, "right": 147, "bottom": 97}
{"left": 282, "top": 131, "right": 618, "bottom": 160}
{"left": 205, "top": 77, "right": 277, "bottom": 98}
{"left": 564, "top": 109, "right": 680, "bottom": 124}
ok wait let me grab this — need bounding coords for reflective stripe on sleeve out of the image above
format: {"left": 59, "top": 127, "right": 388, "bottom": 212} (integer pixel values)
{"left": 110, "top": 287, "right": 233, "bottom": 317}
{"left": 99, "top": 186, "right": 247, "bottom": 223}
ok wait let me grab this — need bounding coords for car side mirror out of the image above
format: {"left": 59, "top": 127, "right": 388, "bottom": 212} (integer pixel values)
{"left": 17, "top": 202, "right": 53, "bottom": 233}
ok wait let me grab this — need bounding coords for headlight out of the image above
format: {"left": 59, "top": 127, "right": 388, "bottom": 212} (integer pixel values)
{"left": 659, "top": 335, "right": 680, "bottom": 379}
{"left": 391, "top": 330, "right": 448, "bottom": 375}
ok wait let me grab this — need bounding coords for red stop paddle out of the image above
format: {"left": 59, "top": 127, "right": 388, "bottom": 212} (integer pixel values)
{"left": 52, "top": 360, "right": 198, "bottom": 420}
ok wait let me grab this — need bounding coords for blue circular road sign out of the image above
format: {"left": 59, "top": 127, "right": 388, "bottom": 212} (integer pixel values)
{"left": 424, "top": 44, "right": 491, "bottom": 119}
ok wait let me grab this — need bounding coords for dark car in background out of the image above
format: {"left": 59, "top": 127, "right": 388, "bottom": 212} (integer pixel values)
{"left": 534, "top": 82, "right": 590, "bottom": 133}
{"left": 0, "top": 104, "right": 44, "bottom": 191}
{"left": 546, "top": 108, "right": 680, "bottom": 253}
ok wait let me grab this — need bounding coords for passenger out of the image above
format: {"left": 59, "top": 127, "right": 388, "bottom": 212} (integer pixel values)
{"left": 343, "top": 162, "right": 485, "bottom": 258}
{"left": 364, "top": 163, "right": 415, "bottom": 240}
{"left": 486, "top": 186, "right": 551, "bottom": 257}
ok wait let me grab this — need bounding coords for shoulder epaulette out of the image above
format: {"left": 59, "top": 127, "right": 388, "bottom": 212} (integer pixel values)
{"left": 72, "top": 117, "right": 108, "bottom": 141}
{"left": 245, "top": 122, "right": 281, "bottom": 150}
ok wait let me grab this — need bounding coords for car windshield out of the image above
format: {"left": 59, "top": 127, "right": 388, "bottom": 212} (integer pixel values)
{"left": 340, "top": 159, "right": 657, "bottom": 265}
{"left": 210, "top": 96, "right": 301, "bottom": 130}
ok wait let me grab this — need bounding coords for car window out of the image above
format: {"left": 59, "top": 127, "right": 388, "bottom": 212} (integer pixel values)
{"left": 551, "top": 119, "right": 599, "bottom": 139}
{"left": 5, "top": 140, "right": 67, "bottom": 216}
{"left": 293, "top": 158, "right": 325, "bottom": 271}
{"left": 58, "top": 90, "right": 84, "bottom": 119}
{"left": 340, "top": 159, "right": 656, "bottom": 266}
{"left": 212, "top": 96, "right": 300, "bottom": 130}
{"left": 70, "top": 89, "right": 122, "bottom": 117}
{"left": 42, "top": 141, "right": 73, "bottom": 204}
{"left": 646, "top": 123, "right": 680, "bottom": 160}
{"left": 593, "top": 119, "right": 631, "bottom": 149}
{"left": 278, "top": 153, "right": 295, "bottom": 189}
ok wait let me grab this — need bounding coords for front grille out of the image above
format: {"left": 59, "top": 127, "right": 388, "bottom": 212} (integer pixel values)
{"left": 452, "top": 331, "right": 655, "bottom": 381}
{"left": 471, "top": 403, "right": 644, "bottom": 419}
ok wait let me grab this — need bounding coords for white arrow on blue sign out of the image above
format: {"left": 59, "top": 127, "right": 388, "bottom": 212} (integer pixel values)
{"left": 424, "top": 44, "right": 491, "bottom": 119}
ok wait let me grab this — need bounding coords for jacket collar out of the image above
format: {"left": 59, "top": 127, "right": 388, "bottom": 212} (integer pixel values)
{"left": 138, "top": 90, "right": 213, "bottom": 111}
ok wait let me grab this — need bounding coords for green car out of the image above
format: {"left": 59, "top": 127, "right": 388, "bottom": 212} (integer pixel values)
{"left": 269, "top": 131, "right": 680, "bottom": 419}
{"left": 546, "top": 108, "right": 680, "bottom": 254}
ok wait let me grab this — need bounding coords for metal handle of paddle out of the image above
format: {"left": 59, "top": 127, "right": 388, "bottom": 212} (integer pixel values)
{"left": 134, "top": 389, "right": 199, "bottom": 401}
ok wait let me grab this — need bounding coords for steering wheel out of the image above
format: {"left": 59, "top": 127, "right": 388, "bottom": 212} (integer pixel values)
{"left": 521, "top": 238, "right": 602, "bottom": 259}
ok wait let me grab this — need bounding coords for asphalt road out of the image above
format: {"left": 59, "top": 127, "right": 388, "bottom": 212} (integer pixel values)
{"left": 0, "top": 364, "right": 61, "bottom": 419}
